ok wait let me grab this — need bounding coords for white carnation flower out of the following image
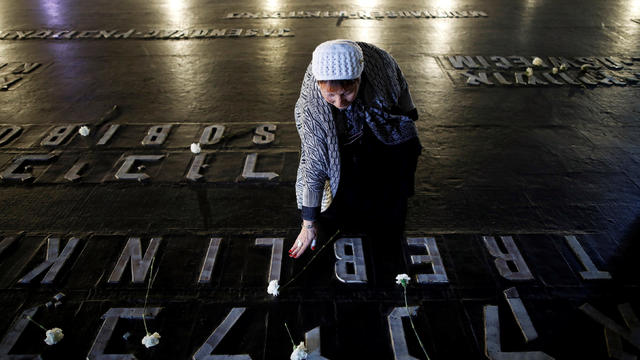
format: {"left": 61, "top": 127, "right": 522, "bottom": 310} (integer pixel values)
{"left": 141, "top": 332, "right": 161, "bottom": 348}
{"left": 552, "top": 67, "right": 559, "bottom": 74}
{"left": 395, "top": 274, "right": 411, "bottom": 286}
{"left": 267, "top": 280, "right": 280, "bottom": 296}
{"left": 44, "top": 328, "right": 64, "bottom": 345}
{"left": 290, "top": 341, "right": 308, "bottom": 360}
{"left": 532, "top": 57, "right": 544, "bottom": 67}
{"left": 580, "top": 64, "right": 590, "bottom": 71}
{"left": 559, "top": 63, "right": 568, "bottom": 71}
{"left": 78, "top": 126, "right": 90, "bottom": 137}
{"left": 190, "top": 142, "right": 201, "bottom": 154}
{"left": 525, "top": 67, "right": 534, "bottom": 77}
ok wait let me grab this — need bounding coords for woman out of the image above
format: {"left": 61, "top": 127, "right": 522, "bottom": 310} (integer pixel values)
{"left": 289, "top": 39, "right": 421, "bottom": 258}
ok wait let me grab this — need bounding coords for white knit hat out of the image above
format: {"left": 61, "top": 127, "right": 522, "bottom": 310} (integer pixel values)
{"left": 312, "top": 40, "right": 364, "bottom": 81}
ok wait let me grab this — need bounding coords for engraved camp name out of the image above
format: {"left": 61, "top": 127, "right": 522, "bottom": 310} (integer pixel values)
{"left": 440, "top": 55, "right": 640, "bottom": 87}
{"left": 0, "top": 123, "right": 294, "bottom": 183}
{"left": 0, "top": 233, "right": 621, "bottom": 359}
{"left": 0, "top": 28, "right": 293, "bottom": 40}
{"left": 226, "top": 9, "right": 488, "bottom": 19}
{"left": 0, "top": 234, "right": 610, "bottom": 286}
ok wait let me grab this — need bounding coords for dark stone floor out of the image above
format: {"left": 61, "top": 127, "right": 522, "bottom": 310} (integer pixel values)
{"left": 1, "top": 0, "right": 640, "bottom": 359}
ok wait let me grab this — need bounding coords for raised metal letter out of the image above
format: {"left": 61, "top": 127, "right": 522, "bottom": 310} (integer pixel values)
{"left": 252, "top": 124, "right": 276, "bottom": 144}
{"left": 64, "top": 161, "right": 89, "bottom": 182}
{"left": 97, "top": 124, "right": 120, "bottom": 145}
{"left": 241, "top": 153, "right": 278, "bottom": 180}
{"left": 199, "top": 238, "right": 222, "bottom": 284}
{"left": 387, "top": 306, "right": 419, "bottom": 360}
{"left": 484, "top": 305, "right": 554, "bottom": 360}
{"left": 107, "top": 237, "right": 161, "bottom": 284}
{"left": 463, "top": 72, "right": 494, "bottom": 85}
{"left": 542, "top": 73, "right": 565, "bottom": 85}
{"left": 114, "top": 155, "right": 164, "bottom": 181}
{"left": 255, "top": 238, "right": 283, "bottom": 282}
{"left": 0, "top": 126, "right": 22, "bottom": 146}
{"left": 41, "top": 125, "right": 76, "bottom": 146}
{"left": 0, "top": 154, "right": 57, "bottom": 182}
{"left": 447, "top": 56, "right": 479, "bottom": 69}
{"left": 406, "top": 237, "right": 448, "bottom": 283}
{"left": 493, "top": 72, "right": 513, "bottom": 85}
{"left": 19, "top": 237, "right": 80, "bottom": 284}
{"left": 491, "top": 56, "right": 513, "bottom": 69}
{"left": 0, "top": 307, "right": 40, "bottom": 359}
{"left": 527, "top": 75, "right": 549, "bottom": 86}
{"left": 483, "top": 236, "right": 533, "bottom": 281}
{"left": 305, "top": 327, "right": 330, "bottom": 359}
{"left": 187, "top": 154, "right": 207, "bottom": 182}
{"left": 87, "top": 307, "right": 162, "bottom": 360}
{"left": 558, "top": 72, "right": 582, "bottom": 85}
{"left": 503, "top": 287, "right": 538, "bottom": 342}
{"left": 192, "top": 307, "right": 251, "bottom": 360}
{"left": 334, "top": 237, "right": 367, "bottom": 283}
{"left": 580, "top": 303, "right": 640, "bottom": 351}
{"left": 605, "top": 328, "right": 635, "bottom": 360}
{"left": 141, "top": 125, "right": 172, "bottom": 146}
{"left": 565, "top": 235, "right": 611, "bottom": 280}
{"left": 200, "top": 125, "right": 225, "bottom": 145}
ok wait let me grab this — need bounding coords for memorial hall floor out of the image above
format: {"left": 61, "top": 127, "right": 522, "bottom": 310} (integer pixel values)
{"left": 1, "top": 0, "right": 640, "bottom": 359}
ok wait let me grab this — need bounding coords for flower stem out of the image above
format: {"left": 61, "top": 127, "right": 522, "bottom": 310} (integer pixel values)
{"left": 404, "top": 286, "right": 431, "bottom": 360}
{"left": 281, "top": 230, "right": 340, "bottom": 289}
{"left": 25, "top": 316, "right": 48, "bottom": 331}
{"left": 142, "top": 256, "right": 155, "bottom": 335}
{"left": 284, "top": 322, "right": 296, "bottom": 349}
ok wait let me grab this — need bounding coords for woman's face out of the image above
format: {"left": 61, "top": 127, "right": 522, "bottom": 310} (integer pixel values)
{"left": 318, "top": 79, "right": 360, "bottom": 110}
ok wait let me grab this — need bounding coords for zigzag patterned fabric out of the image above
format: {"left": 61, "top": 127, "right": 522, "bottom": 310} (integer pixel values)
{"left": 294, "top": 42, "right": 418, "bottom": 212}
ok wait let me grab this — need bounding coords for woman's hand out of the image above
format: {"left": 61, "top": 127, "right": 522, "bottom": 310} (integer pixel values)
{"left": 289, "top": 220, "right": 317, "bottom": 258}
